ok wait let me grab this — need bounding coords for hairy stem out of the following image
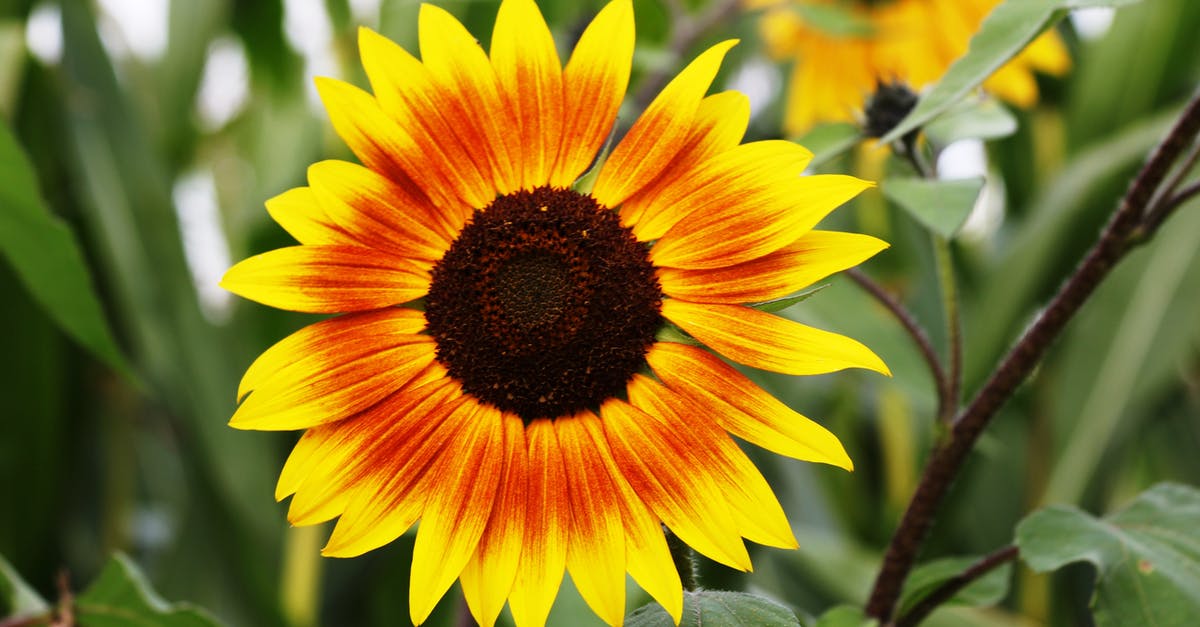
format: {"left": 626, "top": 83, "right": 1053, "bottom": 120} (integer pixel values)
{"left": 666, "top": 530, "right": 701, "bottom": 592}
{"left": 864, "top": 89, "right": 1200, "bottom": 623}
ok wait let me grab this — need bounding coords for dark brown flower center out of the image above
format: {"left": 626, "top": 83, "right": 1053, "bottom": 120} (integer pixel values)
{"left": 424, "top": 186, "right": 663, "bottom": 422}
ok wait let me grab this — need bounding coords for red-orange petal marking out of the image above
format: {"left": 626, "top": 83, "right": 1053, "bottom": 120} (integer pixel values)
{"left": 559, "top": 414, "right": 627, "bottom": 627}
{"left": 491, "top": 0, "right": 564, "bottom": 190}
{"left": 460, "top": 413, "right": 528, "bottom": 627}
{"left": 220, "top": 245, "right": 430, "bottom": 314}
{"left": 265, "top": 187, "right": 356, "bottom": 247}
{"left": 657, "top": 230, "right": 888, "bottom": 304}
{"left": 600, "top": 398, "right": 751, "bottom": 571}
{"left": 508, "top": 419, "right": 569, "bottom": 627}
{"left": 409, "top": 401, "right": 506, "bottom": 626}
{"left": 591, "top": 40, "right": 738, "bottom": 208}
{"left": 419, "top": 3, "right": 520, "bottom": 195}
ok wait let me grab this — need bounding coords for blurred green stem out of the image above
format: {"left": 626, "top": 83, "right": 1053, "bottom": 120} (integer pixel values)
{"left": 865, "top": 88, "right": 1200, "bottom": 624}
{"left": 931, "top": 235, "right": 961, "bottom": 426}
{"left": 633, "top": 0, "right": 742, "bottom": 109}
{"left": 280, "top": 526, "right": 324, "bottom": 627}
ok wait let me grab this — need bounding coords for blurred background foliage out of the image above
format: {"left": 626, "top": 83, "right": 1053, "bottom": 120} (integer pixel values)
{"left": 0, "top": 0, "right": 1198, "bottom": 626}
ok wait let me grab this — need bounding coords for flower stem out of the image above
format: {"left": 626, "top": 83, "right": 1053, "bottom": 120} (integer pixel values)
{"left": 864, "top": 88, "right": 1200, "bottom": 623}
{"left": 845, "top": 268, "right": 949, "bottom": 409}
{"left": 893, "top": 545, "right": 1018, "bottom": 627}
{"left": 666, "top": 530, "right": 701, "bottom": 592}
{"left": 931, "top": 235, "right": 961, "bottom": 426}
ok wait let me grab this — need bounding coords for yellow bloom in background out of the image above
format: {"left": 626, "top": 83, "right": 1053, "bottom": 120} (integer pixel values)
{"left": 751, "top": 0, "right": 1072, "bottom": 135}
{"left": 222, "top": 1, "right": 888, "bottom": 626}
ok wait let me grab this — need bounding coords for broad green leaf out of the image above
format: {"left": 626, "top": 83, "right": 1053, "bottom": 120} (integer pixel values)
{"left": 924, "top": 98, "right": 1018, "bottom": 146}
{"left": 896, "top": 556, "right": 1013, "bottom": 617}
{"left": 627, "top": 591, "right": 800, "bottom": 627}
{"left": 881, "top": 0, "right": 1143, "bottom": 144}
{"left": 1017, "top": 483, "right": 1200, "bottom": 627}
{"left": 75, "top": 554, "right": 223, "bottom": 627}
{"left": 881, "top": 177, "right": 984, "bottom": 238}
{"left": 0, "top": 553, "right": 49, "bottom": 620}
{"left": 0, "top": 122, "right": 129, "bottom": 375}
{"left": 753, "top": 284, "right": 831, "bottom": 313}
{"left": 813, "top": 606, "right": 877, "bottom": 627}
{"left": 795, "top": 123, "right": 861, "bottom": 168}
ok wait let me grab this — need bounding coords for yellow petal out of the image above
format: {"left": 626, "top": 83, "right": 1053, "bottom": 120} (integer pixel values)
{"left": 559, "top": 414, "right": 627, "bottom": 627}
{"left": 508, "top": 419, "right": 569, "bottom": 627}
{"left": 647, "top": 342, "right": 853, "bottom": 470}
{"left": 550, "top": 0, "right": 634, "bottom": 187}
{"left": 591, "top": 40, "right": 738, "bottom": 208}
{"left": 600, "top": 398, "right": 751, "bottom": 571}
{"left": 409, "top": 402, "right": 506, "bottom": 625}
{"left": 661, "top": 300, "right": 890, "bottom": 376}
{"left": 220, "top": 245, "right": 430, "bottom": 314}
{"left": 418, "top": 3, "right": 521, "bottom": 194}
{"left": 491, "top": 0, "right": 564, "bottom": 189}
{"left": 460, "top": 414, "right": 528, "bottom": 627}
{"left": 657, "top": 231, "right": 888, "bottom": 304}
{"left": 627, "top": 375, "right": 796, "bottom": 549}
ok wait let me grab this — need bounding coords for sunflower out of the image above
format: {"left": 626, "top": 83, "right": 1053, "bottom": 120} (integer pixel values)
{"left": 749, "top": 0, "right": 1071, "bottom": 135}
{"left": 221, "top": 1, "right": 888, "bottom": 626}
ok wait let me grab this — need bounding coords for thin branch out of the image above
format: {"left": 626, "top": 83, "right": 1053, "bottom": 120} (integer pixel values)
{"left": 845, "top": 268, "right": 952, "bottom": 417}
{"left": 1142, "top": 178, "right": 1200, "bottom": 236}
{"left": 633, "top": 0, "right": 742, "bottom": 110}
{"left": 864, "top": 88, "right": 1200, "bottom": 623}
{"left": 894, "top": 545, "right": 1019, "bottom": 627}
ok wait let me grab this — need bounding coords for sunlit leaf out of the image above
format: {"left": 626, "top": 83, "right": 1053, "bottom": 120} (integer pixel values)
{"left": 75, "top": 554, "right": 223, "bottom": 627}
{"left": 1017, "top": 483, "right": 1200, "bottom": 627}
{"left": 813, "top": 605, "right": 877, "bottom": 627}
{"left": 881, "top": 0, "right": 1145, "bottom": 143}
{"left": 924, "top": 98, "right": 1018, "bottom": 146}
{"left": 0, "top": 553, "right": 49, "bottom": 620}
{"left": 627, "top": 591, "right": 800, "bottom": 627}
{"left": 881, "top": 177, "right": 984, "bottom": 238}
{"left": 752, "top": 284, "right": 831, "bottom": 313}
{"left": 0, "top": 122, "right": 129, "bottom": 375}
{"left": 795, "top": 123, "right": 861, "bottom": 167}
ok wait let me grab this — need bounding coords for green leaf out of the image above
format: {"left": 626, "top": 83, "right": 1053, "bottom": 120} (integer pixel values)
{"left": 795, "top": 123, "right": 861, "bottom": 168}
{"left": 924, "top": 97, "right": 1018, "bottom": 146}
{"left": 627, "top": 591, "right": 800, "bottom": 627}
{"left": 896, "top": 556, "right": 1013, "bottom": 617}
{"left": 75, "top": 554, "right": 223, "bottom": 627}
{"left": 752, "top": 284, "right": 831, "bottom": 313}
{"left": 881, "top": 0, "right": 1144, "bottom": 144}
{"left": 788, "top": 4, "right": 874, "bottom": 37}
{"left": 0, "top": 122, "right": 129, "bottom": 375}
{"left": 881, "top": 177, "right": 984, "bottom": 238}
{"left": 1017, "top": 483, "right": 1200, "bottom": 627}
{"left": 0, "top": 553, "right": 49, "bottom": 620}
{"left": 812, "top": 605, "right": 877, "bottom": 627}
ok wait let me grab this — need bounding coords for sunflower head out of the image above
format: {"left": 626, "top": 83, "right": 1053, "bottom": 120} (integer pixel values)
{"left": 222, "top": 1, "right": 888, "bottom": 626}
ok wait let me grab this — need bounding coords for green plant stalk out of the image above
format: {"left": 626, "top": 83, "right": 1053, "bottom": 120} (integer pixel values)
{"left": 932, "top": 234, "right": 962, "bottom": 426}
{"left": 864, "top": 87, "right": 1200, "bottom": 623}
